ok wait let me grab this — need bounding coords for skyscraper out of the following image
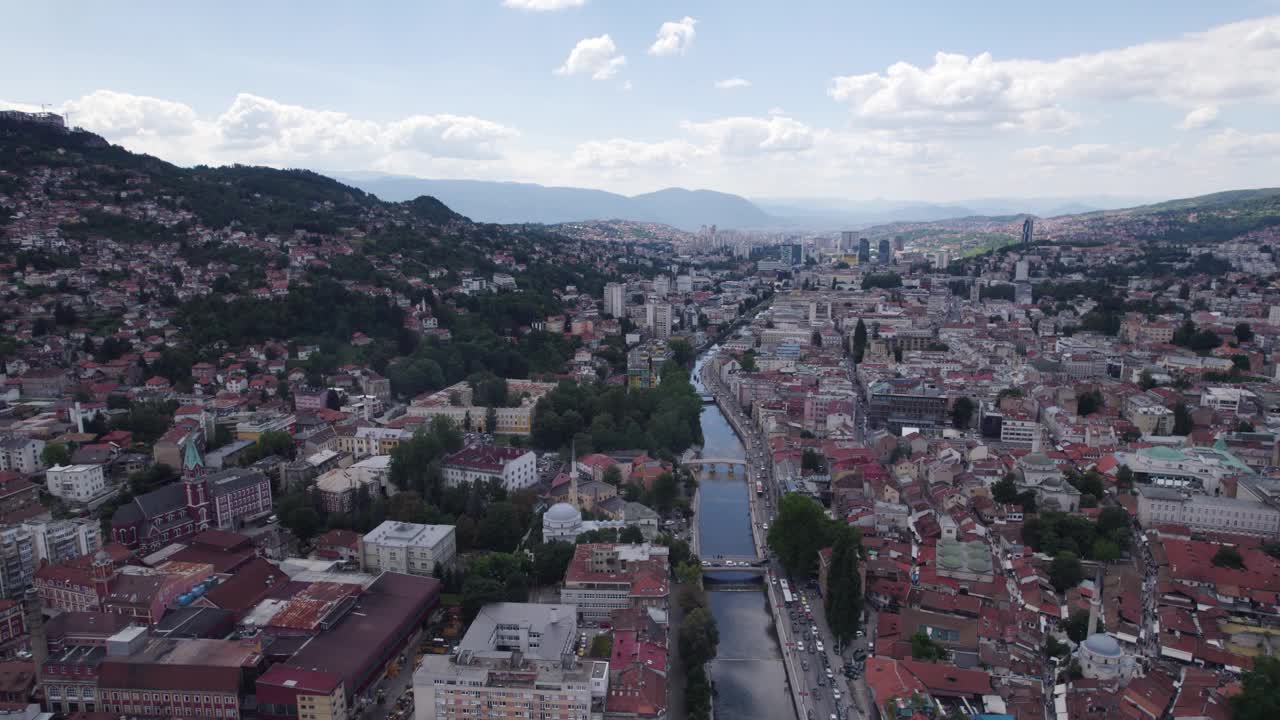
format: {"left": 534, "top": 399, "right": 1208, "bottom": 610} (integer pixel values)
{"left": 840, "top": 231, "right": 856, "bottom": 252}
{"left": 646, "top": 300, "right": 672, "bottom": 340}
{"left": 781, "top": 242, "right": 803, "bottom": 265}
{"left": 878, "top": 238, "right": 892, "bottom": 264}
{"left": 603, "top": 282, "right": 625, "bottom": 318}
{"left": 1022, "top": 217, "right": 1035, "bottom": 246}
{"left": 857, "top": 238, "right": 871, "bottom": 264}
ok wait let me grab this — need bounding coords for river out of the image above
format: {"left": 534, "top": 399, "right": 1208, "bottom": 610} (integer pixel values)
{"left": 692, "top": 354, "right": 794, "bottom": 720}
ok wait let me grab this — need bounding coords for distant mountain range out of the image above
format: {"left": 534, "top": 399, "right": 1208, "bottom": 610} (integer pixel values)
{"left": 334, "top": 173, "right": 772, "bottom": 231}
{"left": 335, "top": 171, "right": 1155, "bottom": 231}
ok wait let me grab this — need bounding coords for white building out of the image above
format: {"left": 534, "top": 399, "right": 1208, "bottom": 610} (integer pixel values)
{"left": 442, "top": 445, "right": 537, "bottom": 491}
{"left": 0, "top": 436, "right": 45, "bottom": 474}
{"left": 1015, "top": 260, "right": 1030, "bottom": 281}
{"left": 361, "top": 521, "right": 457, "bottom": 575}
{"left": 22, "top": 518, "right": 101, "bottom": 565}
{"left": 1001, "top": 416, "right": 1043, "bottom": 450}
{"left": 603, "top": 282, "right": 626, "bottom": 319}
{"left": 1201, "top": 387, "right": 1255, "bottom": 414}
{"left": 414, "top": 603, "right": 594, "bottom": 720}
{"left": 645, "top": 301, "right": 672, "bottom": 340}
{"left": 45, "top": 464, "right": 106, "bottom": 503}
{"left": 1135, "top": 486, "right": 1280, "bottom": 537}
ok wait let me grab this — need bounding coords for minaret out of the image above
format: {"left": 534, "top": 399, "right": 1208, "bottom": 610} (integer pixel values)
{"left": 569, "top": 439, "right": 579, "bottom": 510}
{"left": 23, "top": 589, "right": 46, "bottom": 671}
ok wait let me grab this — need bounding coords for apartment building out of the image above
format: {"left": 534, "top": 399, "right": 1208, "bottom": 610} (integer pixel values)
{"left": 560, "top": 544, "right": 670, "bottom": 622}
{"left": 360, "top": 521, "right": 457, "bottom": 576}
{"left": 413, "top": 603, "right": 596, "bottom": 720}
{"left": 46, "top": 464, "right": 107, "bottom": 503}
{"left": 0, "top": 436, "right": 45, "bottom": 474}
{"left": 442, "top": 445, "right": 537, "bottom": 491}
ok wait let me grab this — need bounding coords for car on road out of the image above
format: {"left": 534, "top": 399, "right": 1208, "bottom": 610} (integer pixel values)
{"left": 833, "top": 689, "right": 842, "bottom": 702}
{"left": 817, "top": 641, "right": 825, "bottom": 653}
{"left": 797, "top": 641, "right": 805, "bottom": 653}
{"left": 802, "top": 661, "right": 809, "bottom": 671}
{"left": 825, "top": 668, "right": 834, "bottom": 679}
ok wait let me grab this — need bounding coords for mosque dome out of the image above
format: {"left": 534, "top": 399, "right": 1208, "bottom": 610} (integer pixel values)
{"left": 1083, "top": 633, "right": 1122, "bottom": 657}
{"left": 546, "top": 502, "right": 583, "bottom": 524}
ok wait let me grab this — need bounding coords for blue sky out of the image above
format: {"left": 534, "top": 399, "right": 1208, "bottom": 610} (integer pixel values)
{"left": 3, "top": 1, "right": 1279, "bottom": 202}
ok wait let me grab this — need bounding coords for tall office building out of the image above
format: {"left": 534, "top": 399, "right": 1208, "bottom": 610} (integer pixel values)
{"left": 652, "top": 275, "right": 671, "bottom": 296}
{"left": 934, "top": 250, "right": 950, "bottom": 270}
{"left": 781, "top": 242, "right": 803, "bottom": 266}
{"left": 857, "top": 238, "right": 871, "bottom": 264}
{"left": 603, "top": 282, "right": 625, "bottom": 318}
{"left": 840, "top": 231, "right": 856, "bottom": 252}
{"left": 1022, "top": 217, "right": 1035, "bottom": 246}
{"left": 878, "top": 238, "right": 892, "bottom": 265}
{"left": 894, "top": 235, "right": 906, "bottom": 251}
{"left": 1015, "top": 260, "right": 1029, "bottom": 281}
{"left": 645, "top": 301, "right": 672, "bottom": 340}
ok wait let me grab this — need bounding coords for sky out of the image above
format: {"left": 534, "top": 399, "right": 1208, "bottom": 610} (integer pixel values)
{"left": 3, "top": 0, "right": 1280, "bottom": 203}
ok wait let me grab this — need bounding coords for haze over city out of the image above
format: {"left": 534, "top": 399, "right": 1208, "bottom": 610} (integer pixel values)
{"left": 3, "top": 1, "right": 1280, "bottom": 202}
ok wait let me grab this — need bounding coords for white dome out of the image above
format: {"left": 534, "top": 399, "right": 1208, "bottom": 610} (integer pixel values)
{"left": 545, "top": 502, "right": 582, "bottom": 523}
{"left": 1083, "top": 633, "right": 1121, "bottom": 657}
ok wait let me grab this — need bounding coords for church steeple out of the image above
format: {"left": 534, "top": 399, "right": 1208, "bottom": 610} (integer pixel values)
{"left": 182, "top": 439, "right": 205, "bottom": 478}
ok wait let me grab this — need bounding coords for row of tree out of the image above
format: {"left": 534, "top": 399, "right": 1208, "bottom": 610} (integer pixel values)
{"left": 767, "top": 495, "right": 864, "bottom": 644}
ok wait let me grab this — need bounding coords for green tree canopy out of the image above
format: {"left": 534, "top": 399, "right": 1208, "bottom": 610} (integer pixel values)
{"left": 768, "top": 494, "right": 839, "bottom": 577}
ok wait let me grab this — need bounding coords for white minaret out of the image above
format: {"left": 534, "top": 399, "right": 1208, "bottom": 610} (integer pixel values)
{"left": 569, "top": 439, "right": 579, "bottom": 509}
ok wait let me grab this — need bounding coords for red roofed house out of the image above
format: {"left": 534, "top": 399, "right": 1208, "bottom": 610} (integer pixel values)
{"left": 561, "top": 544, "right": 670, "bottom": 622}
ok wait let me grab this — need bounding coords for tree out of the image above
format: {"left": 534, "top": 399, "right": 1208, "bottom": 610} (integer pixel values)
{"left": 485, "top": 405, "right": 499, "bottom": 434}
{"left": 650, "top": 472, "right": 679, "bottom": 514}
{"left": 1091, "top": 538, "right": 1120, "bottom": 562}
{"left": 951, "top": 397, "right": 975, "bottom": 429}
{"left": 1064, "top": 610, "right": 1091, "bottom": 643}
{"left": 768, "top": 494, "right": 838, "bottom": 577}
{"left": 992, "top": 473, "right": 1019, "bottom": 504}
{"left": 1231, "top": 656, "right": 1280, "bottom": 720}
{"left": 1172, "top": 402, "right": 1194, "bottom": 435}
{"left": 41, "top": 443, "right": 71, "bottom": 467}
{"left": 1115, "top": 464, "right": 1134, "bottom": 489}
{"left": 1076, "top": 389, "right": 1103, "bottom": 416}
{"left": 532, "top": 541, "right": 577, "bottom": 586}
{"left": 602, "top": 465, "right": 622, "bottom": 486}
{"left": 619, "top": 525, "right": 645, "bottom": 544}
{"left": 738, "top": 349, "right": 758, "bottom": 373}
{"left": 668, "top": 338, "right": 695, "bottom": 367}
{"left": 678, "top": 607, "right": 720, "bottom": 669}
{"left": 1212, "top": 545, "right": 1245, "bottom": 569}
{"left": 1234, "top": 322, "right": 1255, "bottom": 343}
{"left": 461, "top": 576, "right": 505, "bottom": 624}
{"left": 852, "top": 319, "right": 867, "bottom": 363}
{"left": 801, "top": 448, "right": 825, "bottom": 473}
{"left": 910, "top": 632, "right": 947, "bottom": 661}
{"left": 1138, "top": 369, "right": 1156, "bottom": 390}
{"left": 811, "top": 329, "right": 823, "bottom": 347}
{"left": 1050, "top": 551, "right": 1083, "bottom": 593}
{"left": 825, "top": 526, "right": 864, "bottom": 645}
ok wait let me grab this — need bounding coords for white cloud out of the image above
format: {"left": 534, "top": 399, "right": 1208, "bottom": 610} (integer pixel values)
{"left": 65, "top": 90, "right": 199, "bottom": 137}
{"left": 572, "top": 138, "right": 701, "bottom": 170}
{"left": 555, "top": 35, "right": 626, "bottom": 80}
{"left": 682, "top": 115, "right": 815, "bottom": 156}
{"left": 1015, "top": 143, "right": 1172, "bottom": 169}
{"left": 501, "top": 0, "right": 584, "bottom": 10}
{"left": 829, "top": 15, "right": 1280, "bottom": 132}
{"left": 46, "top": 90, "right": 519, "bottom": 171}
{"left": 385, "top": 114, "right": 519, "bottom": 159}
{"left": 1202, "top": 128, "right": 1280, "bottom": 158}
{"left": 1176, "top": 105, "right": 1219, "bottom": 131}
{"left": 714, "top": 78, "right": 751, "bottom": 90}
{"left": 648, "top": 16, "right": 697, "bottom": 57}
